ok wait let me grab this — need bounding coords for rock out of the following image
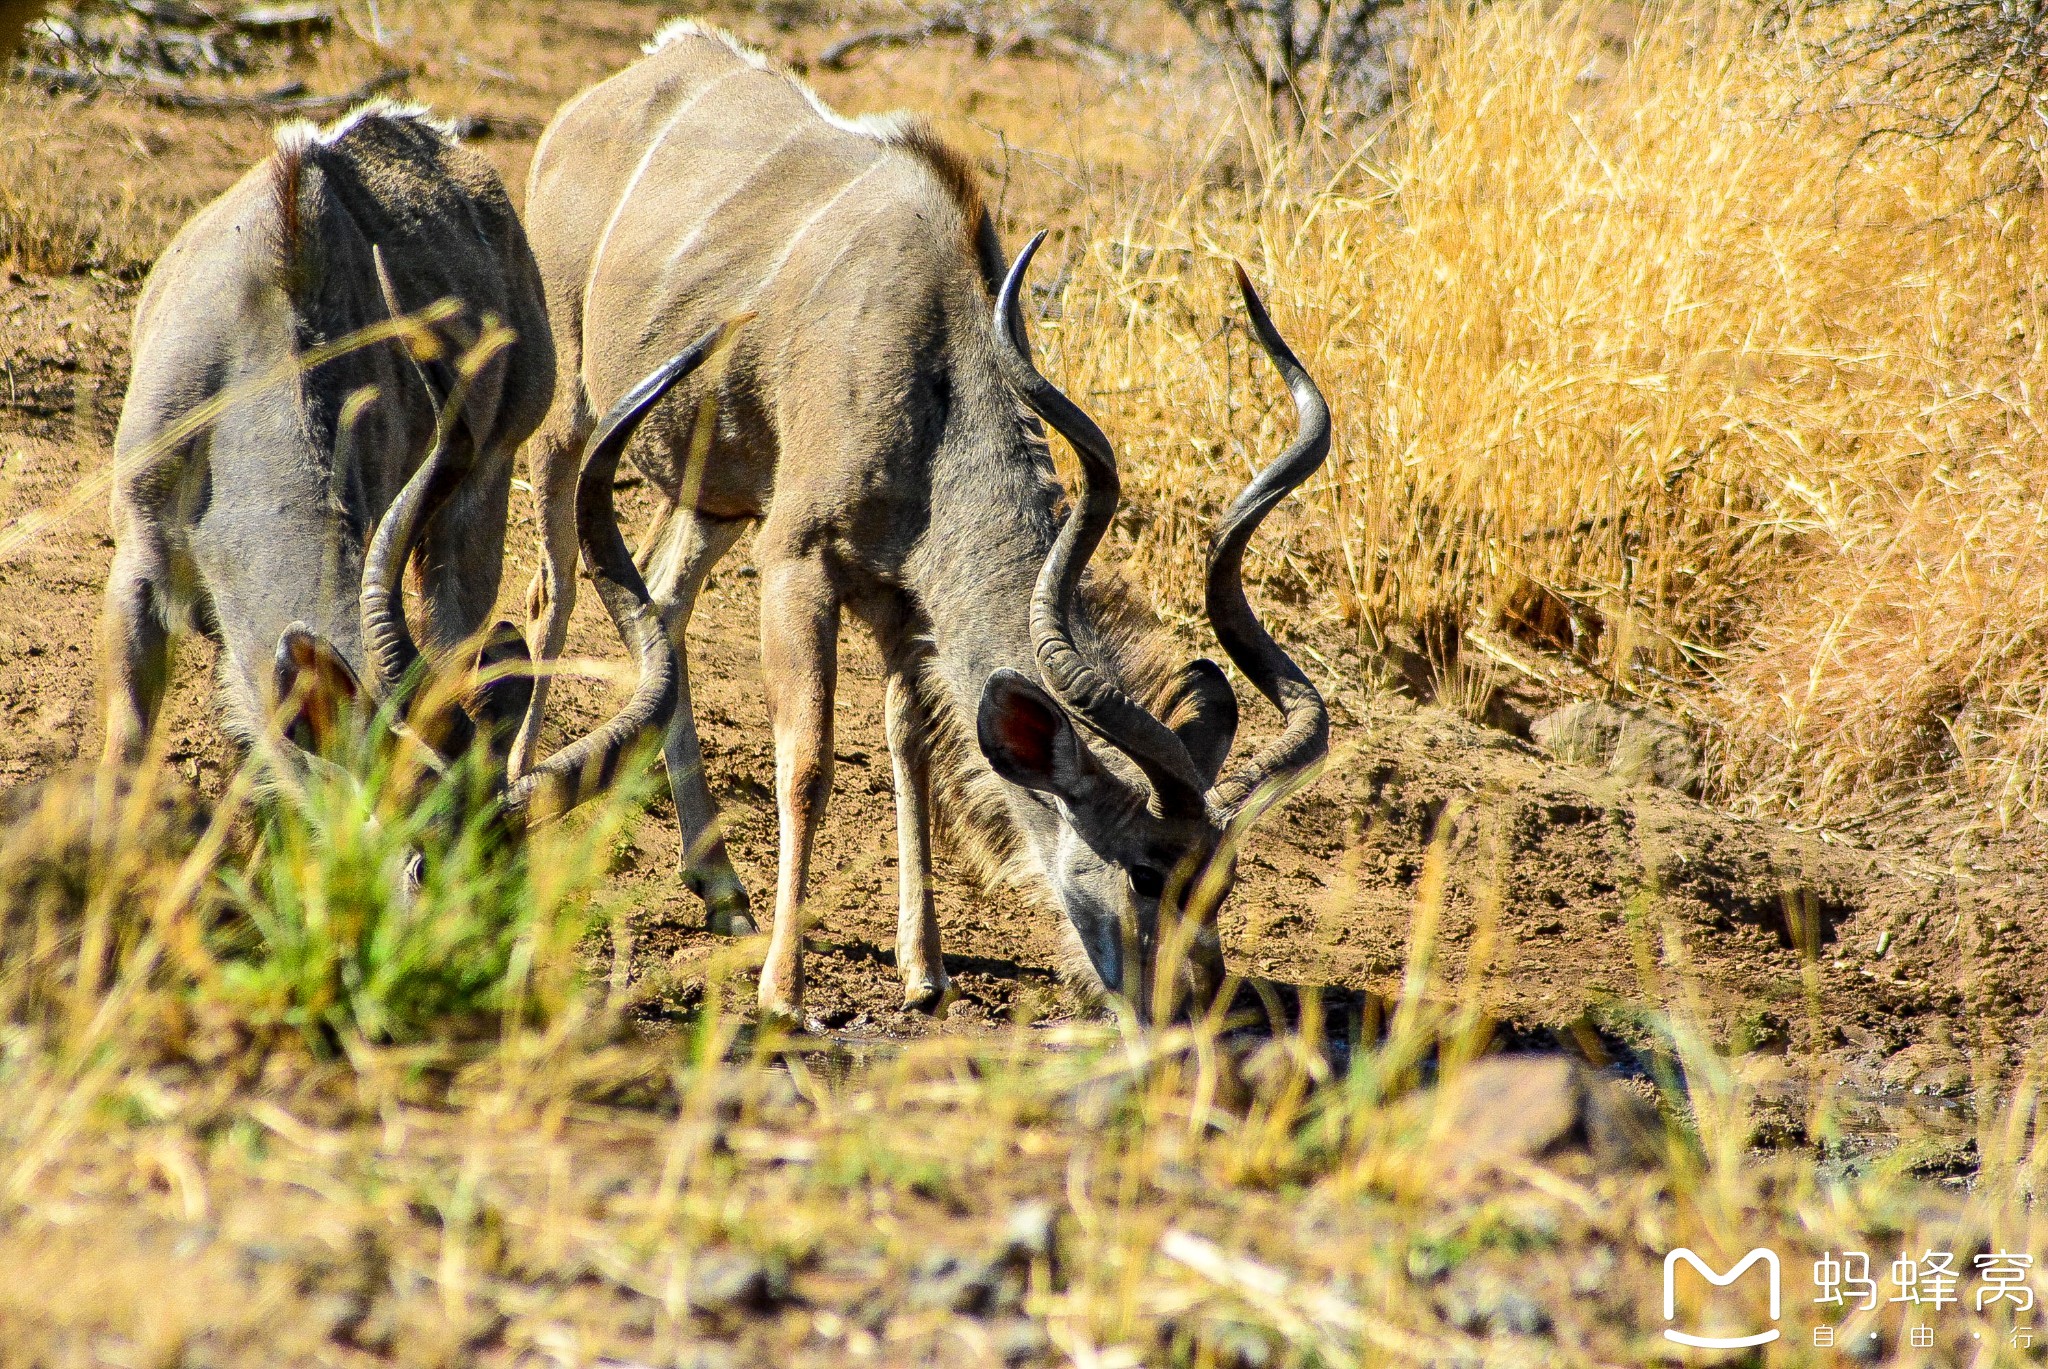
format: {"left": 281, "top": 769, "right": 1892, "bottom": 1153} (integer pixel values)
{"left": 1208, "top": 1322, "right": 1279, "bottom": 1367}
{"left": 1570, "top": 1245, "right": 1616, "bottom": 1295}
{"left": 1441, "top": 1271, "right": 1552, "bottom": 1336}
{"left": 1879, "top": 1041, "right": 1972, "bottom": 1097}
{"left": 686, "top": 1252, "right": 786, "bottom": 1315}
{"left": 906, "top": 1251, "right": 998, "bottom": 1315}
{"left": 991, "top": 1317, "right": 1052, "bottom": 1365}
{"left": 1000, "top": 1201, "right": 1058, "bottom": 1268}
{"left": 1418, "top": 1055, "right": 1665, "bottom": 1183}
{"left": 907, "top": 1209, "right": 1055, "bottom": 1319}
{"left": 910, "top": 1249, "right": 1030, "bottom": 1317}
{"left": 1530, "top": 700, "right": 1700, "bottom": 795}
{"left": 909, "top": 1252, "right": 972, "bottom": 1312}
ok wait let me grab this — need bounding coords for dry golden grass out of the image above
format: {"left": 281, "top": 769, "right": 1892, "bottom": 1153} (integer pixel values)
{"left": 0, "top": 89, "right": 210, "bottom": 275}
{"left": 1018, "top": 0, "right": 2048, "bottom": 831}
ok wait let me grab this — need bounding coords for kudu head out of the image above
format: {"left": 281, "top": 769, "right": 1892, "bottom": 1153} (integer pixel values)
{"left": 979, "top": 232, "right": 1332, "bottom": 1020}
{"left": 271, "top": 271, "right": 731, "bottom": 848}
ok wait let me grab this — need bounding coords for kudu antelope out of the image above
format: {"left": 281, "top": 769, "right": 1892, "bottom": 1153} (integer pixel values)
{"left": 102, "top": 104, "right": 706, "bottom": 828}
{"left": 520, "top": 23, "right": 1330, "bottom": 1020}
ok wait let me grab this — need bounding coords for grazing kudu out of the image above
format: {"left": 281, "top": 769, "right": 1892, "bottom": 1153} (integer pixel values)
{"left": 102, "top": 103, "right": 706, "bottom": 825}
{"left": 520, "top": 23, "right": 1330, "bottom": 1021}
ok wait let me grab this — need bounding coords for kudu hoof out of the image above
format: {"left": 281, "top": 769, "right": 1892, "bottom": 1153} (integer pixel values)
{"left": 706, "top": 901, "right": 758, "bottom": 938}
{"left": 902, "top": 976, "right": 954, "bottom": 1016}
{"left": 688, "top": 873, "right": 756, "bottom": 937}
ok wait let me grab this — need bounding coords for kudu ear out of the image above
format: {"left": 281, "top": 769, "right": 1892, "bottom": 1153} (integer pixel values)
{"left": 272, "top": 622, "right": 365, "bottom": 755}
{"left": 977, "top": 668, "right": 1096, "bottom": 803}
{"left": 1160, "top": 658, "right": 1239, "bottom": 788}
{"left": 465, "top": 620, "right": 533, "bottom": 762}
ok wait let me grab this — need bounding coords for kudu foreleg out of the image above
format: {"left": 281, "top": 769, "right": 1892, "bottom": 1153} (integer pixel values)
{"left": 884, "top": 670, "right": 949, "bottom": 1012}
{"left": 756, "top": 555, "right": 838, "bottom": 1023}
{"left": 99, "top": 529, "right": 175, "bottom": 766}
{"left": 643, "top": 508, "right": 753, "bottom": 935}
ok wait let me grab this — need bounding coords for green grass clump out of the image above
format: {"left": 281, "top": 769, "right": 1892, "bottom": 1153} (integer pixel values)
{"left": 210, "top": 742, "right": 622, "bottom": 1050}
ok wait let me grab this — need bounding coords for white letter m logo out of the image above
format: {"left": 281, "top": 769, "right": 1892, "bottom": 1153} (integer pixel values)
{"left": 1663, "top": 1247, "right": 1781, "bottom": 1348}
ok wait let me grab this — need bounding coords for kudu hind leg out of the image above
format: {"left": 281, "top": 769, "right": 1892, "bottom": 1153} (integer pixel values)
{"left": 643, "top": 508, "right": 753, "bottom": 935}
{"left": 884, "top": 670, "right": 949, "bottom": 1012}
{"left": 756, "top": 555, "right": 839, "bottom": 1023}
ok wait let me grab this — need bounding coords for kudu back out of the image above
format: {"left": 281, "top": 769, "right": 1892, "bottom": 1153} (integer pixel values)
{"left": 103, "top": 103, "right": 708, "bottom": 830}
{"left": 522, "top": 24, "right": 1330, "bottom": 1021}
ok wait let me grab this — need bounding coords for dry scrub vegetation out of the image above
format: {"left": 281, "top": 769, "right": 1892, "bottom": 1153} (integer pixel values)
{"left": 11, "top": 0, "right": 2048, "bottom": 835}
{"left": 1034, "top": 1, "right": 2048, "bottom": 832}
{"left": 0, "top": 88, "right": 204, "bottom": 273}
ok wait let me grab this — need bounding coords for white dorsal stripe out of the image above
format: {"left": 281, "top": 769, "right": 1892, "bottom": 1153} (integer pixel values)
{"left": 644, "top": 19, "right": 924, "bottom": 148}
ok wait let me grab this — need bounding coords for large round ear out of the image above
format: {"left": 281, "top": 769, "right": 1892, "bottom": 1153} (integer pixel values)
{"left": 272, "top": 622, "right": 365, "bottom": 755}
{"left": 1160, "top": 658, "right": 1238, "bottom": 788}
{"left": 466, "top": 620, "right": 534, "bottom": 761}
{"left": 977, "top": 667, "right": 1095, "bottom": 802}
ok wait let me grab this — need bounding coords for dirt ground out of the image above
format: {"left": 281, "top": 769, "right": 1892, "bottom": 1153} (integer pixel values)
{"left": 3, "top": 1, "right": 2043, "bottom": 1162}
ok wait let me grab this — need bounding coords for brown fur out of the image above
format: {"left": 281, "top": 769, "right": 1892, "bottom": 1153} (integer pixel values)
{"left": 268, "top": 139, "right": 305, "bottom": 286}
{"left": 881, "top": 118, "right": 987, "bottom": 241}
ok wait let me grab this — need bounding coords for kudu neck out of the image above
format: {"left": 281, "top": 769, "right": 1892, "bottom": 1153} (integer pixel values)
{"left": 913, "top": 405, "right": 1059, "bottom": 703}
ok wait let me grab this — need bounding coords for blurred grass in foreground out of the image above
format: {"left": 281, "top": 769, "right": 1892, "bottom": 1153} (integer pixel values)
{"left": 0, "top": 747, "right": 2040, "bottom": 1366}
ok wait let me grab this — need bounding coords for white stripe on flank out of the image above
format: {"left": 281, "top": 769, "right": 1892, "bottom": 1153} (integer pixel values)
{"left": 655, "top": 123, "right": 812, "bottom": 276}
{"left": 751, "top": 156, "right": 883, "bottom": 302}
{"left": 581, "top": 65, "right": 748, "bottom": 330}
{"left": 528, "top": 76, "right": 607, "bottom": 196}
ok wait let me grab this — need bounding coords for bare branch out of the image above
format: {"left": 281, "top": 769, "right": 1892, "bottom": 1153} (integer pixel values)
{"left": 1775, "top": 0, "right": 2048, "bottom": 146}
{"left": 1160, "top": 0, "right": 1405, "bottom": 129}
{"left": 20, "top": 61, "right": 403, "bottom": 111}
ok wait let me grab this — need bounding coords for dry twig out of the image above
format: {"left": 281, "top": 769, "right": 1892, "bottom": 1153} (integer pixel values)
{"left": 21, "top": 60, "right": 401, "bottom": 110}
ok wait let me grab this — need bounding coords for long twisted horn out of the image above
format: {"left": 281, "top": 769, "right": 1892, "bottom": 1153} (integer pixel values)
{"left": 991, "top": 230, "right": 1208, "bottom": 817}
{"left": 358, "top": 244, "right": 486, "bottom": 759}
{"left": 1204, "top": 265, "right": 1331, "bottom": 816}
{"left": 503, "top": 323, "right": 733, "bottom": 823}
